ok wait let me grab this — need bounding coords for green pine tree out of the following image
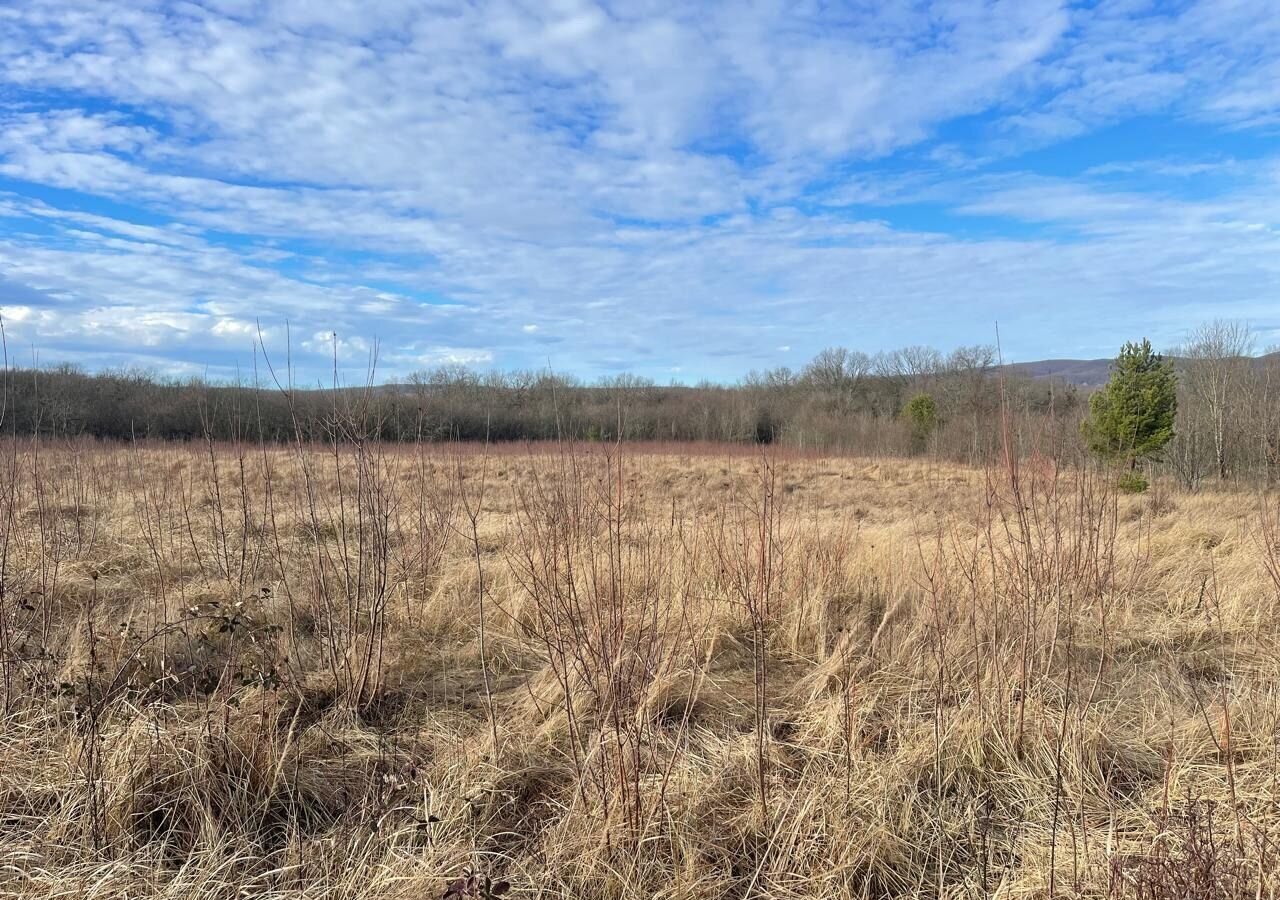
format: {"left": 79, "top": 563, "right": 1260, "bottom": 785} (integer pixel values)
{"left": 903, "top": 392, "right": 939, "bottom": 447}
{"left": 1082, "top": 339, "right": 1177, "bottom": 470}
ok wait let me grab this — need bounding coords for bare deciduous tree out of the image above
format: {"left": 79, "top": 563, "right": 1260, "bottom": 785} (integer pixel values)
{"left": 1181, "top": 320, "right": 1253, "bottom": 481}
{"left": 1252, "top": 348, "right": 1280, "bottom": 483}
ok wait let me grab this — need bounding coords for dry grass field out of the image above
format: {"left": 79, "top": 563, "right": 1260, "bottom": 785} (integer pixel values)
{"left": 1, "top": 438, "right": 1278, "bottom": 899}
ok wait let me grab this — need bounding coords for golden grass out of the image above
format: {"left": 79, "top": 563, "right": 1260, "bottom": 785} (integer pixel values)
{"left": 0, "top": 439, "right": 1277, "bottom": 899}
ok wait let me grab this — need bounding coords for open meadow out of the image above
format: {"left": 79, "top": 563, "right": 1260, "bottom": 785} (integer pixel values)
{"left": 1, "top": 438, "right": 1278, "bottom": 899}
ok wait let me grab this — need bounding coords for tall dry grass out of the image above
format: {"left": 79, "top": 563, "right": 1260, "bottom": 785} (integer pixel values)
{"left": 0, "top": 434, "right": 1277, "bottom": 899}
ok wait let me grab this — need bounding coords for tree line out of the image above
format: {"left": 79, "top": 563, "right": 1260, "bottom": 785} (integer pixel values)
{"left": 1, "top": 321, "right": 1276, "bottom": 484}
{"left": 0, "top": 344, "right": 1074, "bottom": 461}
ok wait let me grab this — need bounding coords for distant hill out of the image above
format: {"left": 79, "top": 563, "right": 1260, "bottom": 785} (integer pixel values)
{"left": 1004, "top": 351, "right": 1280, "bottom": 388}
{"left": 1002, "top": 358, "right": 1113, "bottom": 387}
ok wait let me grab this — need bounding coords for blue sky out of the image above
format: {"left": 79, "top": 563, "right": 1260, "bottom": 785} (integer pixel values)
{"left": 0, "top": 0, "right": 1278, "bottom": 383}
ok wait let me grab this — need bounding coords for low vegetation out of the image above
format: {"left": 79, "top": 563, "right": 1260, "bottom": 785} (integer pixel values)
{"left": 1, "top": 428, "right": 1278, "bottom": 898}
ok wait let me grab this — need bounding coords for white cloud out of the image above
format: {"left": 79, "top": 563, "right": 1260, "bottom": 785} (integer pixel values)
{"left": 0, "top": 304, "right": 33, "bottom": 323}
{"left": 0, "top": 0, "right": 1277, "bottom": 378}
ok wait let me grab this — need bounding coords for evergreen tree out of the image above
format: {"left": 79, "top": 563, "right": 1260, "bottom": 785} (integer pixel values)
{"left": 1082, "top": 339, "right": 1177, "bottom": 469}
{"left": 903, "top": 392, "right": 939, "bottom": 445}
